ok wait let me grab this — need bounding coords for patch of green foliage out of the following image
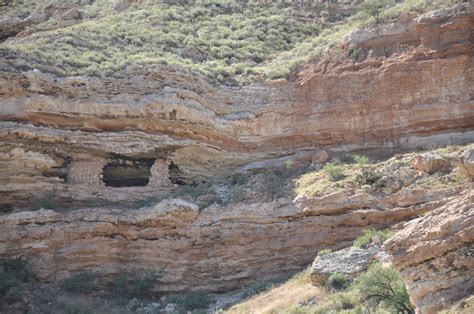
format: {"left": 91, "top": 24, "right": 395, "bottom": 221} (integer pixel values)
{"left": 325, "top": 273, "right": 349, "bottom": 292}
{"left": 2, "top": 0, "right": 456, "bottom": 84}
{"left": 111, "top": 269, "right": 162, "bottom": 298}
{"left": 355, "top": 168, "right": 381, "bottom": 186}
{"left": 355, "top": 262, "right": 414, "bottom": 313}
{"left": 2, "top": 2, "right": 319, "bottom": 84}
{"left": 353, "top": 229, "right": 394, "bottom": 248}
{"left": 323, "top": 163, "right": 346, "bottom": 181}
{"left": 60, "top": 272, "right": 98, "bottom": 294}
{"left": 353, "top": 154, "right": 370, "bottom": 165}
{"left": 317, "top": 249, "right": 332, "bottom": 256}
{"left": 167, "top": 291, "right": 214, "bottom": 312}
{"left": 0, "top": 258, "right": 34, "bottom": 304}
{"left": 361, "top": 0, "right": 394, "bottom": 23}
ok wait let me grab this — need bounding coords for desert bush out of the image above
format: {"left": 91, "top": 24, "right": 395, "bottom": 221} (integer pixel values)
{"left": 323, "top": 163, "right": 346, "bottom": 181}
{"left": 325, "top": 273, "right": 349, "bottom": 292}
{"left": 229, "top": 186, "right": 246, "bottom": 203}
{"left": 0, "top": 258, "right": 33, "bottom": 303}
{"left": 355, "top": 262, "right": 414, "bottom": 313}
{"left": 111, "top": 270, "right": 161, "bottom": 298}
{"left": 167, "top": 291, "right": 214, "bottom": 311}
{"left": 338, "top": 154, "right": 356, "bottom": 164}
{"left": 317, "top": 249, "right": 332, "bottom": 256}
{"left": 353, "top": 229, "right": 394, "bottom": 248}
{"left": 60, "top": 272, "right": 98, "bottom": 294}
{"left": 361, "top": 0, "right": 394, "bottom": 23}
{"left": 355, "top": 168, "right": 380, "bottom": 186}
{"left": 353, "top": 154, "right": 370, "bottom": 165}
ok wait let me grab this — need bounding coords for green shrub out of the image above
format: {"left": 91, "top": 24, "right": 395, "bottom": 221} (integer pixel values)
{"left": 353, "top": 229, "right": 394, "bottom": 248}
{"left": 317, "top": 249, "right": 332, "bottom": 256}
{"left": 323, "top": 163, "right": 346, "bottom": 181}
{"left": 229, "top": 186, "right": 246, "bottom": 203}
{"left": 353, "top": 154, "right": 370, "bottom": 165}
{"left": 355, "top": 263, "right": 414, "bottom": 313}
{"left": 60, "top": 272, "right": 98, "bottom": 294}
{"left": 0, "top": 258, "right": 33, "bottom": 303}
{"left": 111, "top": 270, "right": 161, "bottom": 298}
{"left": 355, "top": 168, "right": 380, "bottom": 186}
{"left": 325, "top": 273, "right": 349, "bottom": 292}
{"left": 167, "top": 291, "right": 214, "bottom": 311}
{"left": 338, "top": 154, "right": 356, "bottom": 164}
{"left": 361, "top": 0, "right": 394, "bottom": 23}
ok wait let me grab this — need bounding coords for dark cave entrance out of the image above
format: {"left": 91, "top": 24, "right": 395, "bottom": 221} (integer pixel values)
{"left": 102, "top": 158, "right": 155, "bottom": 187}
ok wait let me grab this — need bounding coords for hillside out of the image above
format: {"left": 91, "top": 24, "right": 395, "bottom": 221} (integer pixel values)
{"left": 1, "top": 0, "right": 459, "bottom": 84}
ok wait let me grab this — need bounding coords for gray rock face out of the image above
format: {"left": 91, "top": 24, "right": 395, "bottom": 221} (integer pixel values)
{"left": 310, "top": 247, "right": 375, "bottom": 286}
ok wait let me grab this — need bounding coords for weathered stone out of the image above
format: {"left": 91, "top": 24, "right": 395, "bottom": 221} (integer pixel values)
{"left": 66, "top": 155, "right": 107, "bottom": 186}
{"left": 384, "top": 190, "right": 474, "bottom": 313}
{"left": 459, "top": 149, "right": 474, "bottom": 181}
{"left": 412, "top": 153, "right": 449, "bottom": 174}
{"left": 148, "top": 159, "right": 172, "bottom": 187}
{"left": 311, "top": 149, "right": 330, "bottom": 165}
{"left": 310, "top": 247, "right": 375, "bottom": 286}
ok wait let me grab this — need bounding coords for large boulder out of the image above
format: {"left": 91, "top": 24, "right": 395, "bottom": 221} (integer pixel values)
{"left": 411, "top": 153, "right": 449, "bottom": 174}
{"left": 310, "top": 247, "right": 377, "bottom": 286}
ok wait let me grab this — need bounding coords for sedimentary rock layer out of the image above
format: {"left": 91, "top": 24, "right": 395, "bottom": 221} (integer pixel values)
{"left": 384, "top": 189, "right": 474, "bottom": 314}
{"left": 0, "top": 187, "right": 454, "bottom": 292}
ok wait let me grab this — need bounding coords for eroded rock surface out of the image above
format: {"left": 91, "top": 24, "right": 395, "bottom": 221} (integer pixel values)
{"left": 384, "top": 189, "right": 474, "bottom": 313}
{"left": 310, "top": 247, "right": 375, "bottom": 286}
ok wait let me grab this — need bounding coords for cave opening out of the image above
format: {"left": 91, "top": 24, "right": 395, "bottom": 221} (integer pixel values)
{"left": 102, "top": 158, "right": 155, "bottom": 187}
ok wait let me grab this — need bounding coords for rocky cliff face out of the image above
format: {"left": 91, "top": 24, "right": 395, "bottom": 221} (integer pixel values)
{"left": 0, "top": 1, "right": 473, "bottom": 304}
{"left": 384, "top": 189, "right": 474, "bottom": 313}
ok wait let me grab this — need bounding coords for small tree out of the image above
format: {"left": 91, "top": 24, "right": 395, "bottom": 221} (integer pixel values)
{"left": 355, "top": 262, "right": 414, "bottom": 313}
{"left": 361, "top": 0, "right": 393, "bottom": 23}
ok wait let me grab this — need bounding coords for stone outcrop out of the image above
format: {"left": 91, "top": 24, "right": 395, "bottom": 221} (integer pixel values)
{"left": 0, "top": 185, "right": 455, "bottom": 292}
{"left": 310, "top": 247, "right": 375, "bottom": 286}
{"left": 411, "top": 153, "right": 448, "bottom": 174}
{"left": 460, "top": 149, "right": 474, "bottom": 180}
{"left": 384, "top": 189, "right": 474, "bottom": 313}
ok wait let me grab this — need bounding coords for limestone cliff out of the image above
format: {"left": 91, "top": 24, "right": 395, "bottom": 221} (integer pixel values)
{"left": 0, "top": 1, "right": 473, "bottom": 307}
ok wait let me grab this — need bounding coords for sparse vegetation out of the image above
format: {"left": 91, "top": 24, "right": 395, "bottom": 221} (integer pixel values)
{"left": 0, "top": 258, "right": 33, "bottom": 304}
{"left": 325, "top": 273, "right": 349, "bottom": 292}
{"left": 167, "top": 291, "right": 214, "bottom": 312}
{"left": 61, "top": 272, "right": 98, "bottom": 294}
{"left": 355, "top": 168, "right": 381, "bottom": 186}
{"left": 353, "top": 154, "right": 370, "bottom": 165}
{"left": 323, "top": 163, "right": 346, "bottom": 181}
{"left": 353, "top": 229, "right": 394, "bottom": 248}
{"left": 355, "top": 262, "right": 414, "bottom": 313}
{"left": 111, "top": 270, "right": 162, "bottom": 298}
{"left": 317, "top": 249, "right": 332, "bottom": 256}
{"left": 1, "top": 0, "right": 458, "bottom": 84}
{"left": 361, "top": 0, "right": 394, "bottom": 23}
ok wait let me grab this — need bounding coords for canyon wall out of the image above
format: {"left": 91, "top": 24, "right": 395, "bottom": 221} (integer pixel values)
{"left": 0, "top": 2, "right": 473, "bottom": 300}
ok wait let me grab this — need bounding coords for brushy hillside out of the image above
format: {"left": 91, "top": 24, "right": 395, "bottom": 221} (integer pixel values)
{"left": 0, "top": 0, "right": 457, "bottom": 85}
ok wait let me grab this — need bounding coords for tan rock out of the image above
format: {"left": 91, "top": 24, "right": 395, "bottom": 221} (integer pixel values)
{"left": 459, "top": 149, "right": 474, "bottom": 181}
{"left": 412, "top": 153, "right": 449, "bottom": 174}
{"left": 384, "top": 190, "right": 474, "bottom": 313}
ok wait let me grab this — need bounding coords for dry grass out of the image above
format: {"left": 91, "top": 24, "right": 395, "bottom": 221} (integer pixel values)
{"left": 440, "top": 295, "right": 474, "bottom": 314}
{"left": 226, "top": 269, "right": 324, "bottom": 314}
{"left": 294, "top": 164, "right": 361, "bottom": 197}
